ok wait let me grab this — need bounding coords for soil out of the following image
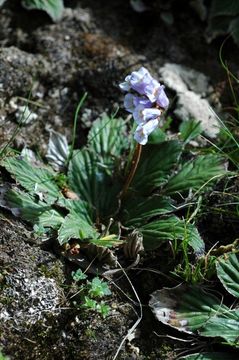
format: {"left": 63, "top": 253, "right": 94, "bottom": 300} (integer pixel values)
{"left": 0, "top": 1, "right": 239, "bottom": 359}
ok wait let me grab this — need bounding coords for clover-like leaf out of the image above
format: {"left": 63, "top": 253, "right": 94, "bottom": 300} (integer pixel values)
{"left": 216, "top": 253, "right": 239, "bottom": 298}
{"left": 22, "top": 0, "right": 64, "bottom": 21}
{"left": 150, "top": 285, "right": 239, "bottom": 345}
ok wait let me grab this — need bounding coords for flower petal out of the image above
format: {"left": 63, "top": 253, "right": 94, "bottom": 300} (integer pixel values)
{"left": 133, "top": 105, "right": 161, "bottom": 124}
{"left": 130, "top": 67, "right": 153, "bottom": 95}
{"left": 155, "top": 85, "right": 169, "bottom": 109}
{"left": 134, "top": 118, "right": 159, "bottom": 145}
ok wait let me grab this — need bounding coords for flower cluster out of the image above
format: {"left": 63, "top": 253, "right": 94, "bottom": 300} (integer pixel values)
{"left": 119, "top": 67, "right": 169, "bottom": 145}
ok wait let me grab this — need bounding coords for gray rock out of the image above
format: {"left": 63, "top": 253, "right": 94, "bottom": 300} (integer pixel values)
{"left": 175, "top": 91, "right": 220, "bottom": 138}
{"left": 159, "top": 63, "right": 220, "bottom": 137}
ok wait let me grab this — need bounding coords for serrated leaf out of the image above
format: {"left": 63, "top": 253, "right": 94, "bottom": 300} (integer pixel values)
{"left": 21, "top": 0, "right": 64, "bottom": 21}
{"left": 1, "top": 156, "right": 61, "bottom": 204}
{"left": 68, "top": 149, "right": 120, "bottom": 217}
{"left": 139, "top": 216, "right": 204, "bottom": 254}
{"left": 164, "top": 155, "right": 226, "bottom": 195}
{"left": 122, "top": 195, "right": 173, "bottom": 227}
{"left": 132, "top": 141, "right": 182, "bottom": 194}
{"left": 216, "top": 253, "right": 239, "bottom": 298}
{"left": 179, "top": 353, "right": 238, "bottom": 360}
{"left": 179, "top": 119, "right": 202, "bottom": 143}
{"left": 46, "top": 129, "right": 69, "bottom": 170}
{"left": 150, "top": 285, "right": 239, "bottom": 345}
{"left": 87, "top": 115, "right": 128, "bottom": 169}
{"left": 57, "top": 198, "right": 94, "bottom": 224}
{"left": 2, "top": 188, "right": 63, "bottom": 228}
{"left": 58, "top": 210, "right": 99, "bottom": 245}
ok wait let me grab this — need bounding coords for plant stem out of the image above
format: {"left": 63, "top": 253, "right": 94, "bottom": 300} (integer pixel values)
{"left": 119, "top": 143, "right": 142, "bottom": 199}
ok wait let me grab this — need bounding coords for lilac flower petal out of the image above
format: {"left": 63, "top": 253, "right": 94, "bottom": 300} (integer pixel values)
{"left": 134, "top": 119, "right": 159, "bottom": 145}
{"left": 155, "top": 85, "right": 169, "bottom": 109}
{"left": 133, "top": 105, "right": 161, "bottom": 124}
{"left": 119, "top": 75, "right": 131, "bottom": 91}
{"left": 124, "top": 93, "right": 136, "bottom": 113}
{"left": 144, "top": 79, "right": 161, "bottom": 103}
{"left": 136, "top": 97, "right": 153, "bottom": 108}
{"left": 124, "top": 94, "right": 153, "bottom": 113}
{"left": 130, "top": 67, "right": 153, "bottom": 95}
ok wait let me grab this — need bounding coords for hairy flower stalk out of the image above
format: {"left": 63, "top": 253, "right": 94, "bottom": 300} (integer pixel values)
{"left": 119, "top": 67, "right": 169, "bottom": 197}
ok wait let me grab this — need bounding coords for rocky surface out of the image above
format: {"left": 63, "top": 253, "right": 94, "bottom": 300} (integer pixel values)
{"left": 0, "top": 0, "right": 239, "bottom": 359}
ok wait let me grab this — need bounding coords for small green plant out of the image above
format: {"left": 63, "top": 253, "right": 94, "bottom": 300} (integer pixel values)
{"left": 71, "top": 269, "right": 111, "bottom": 318}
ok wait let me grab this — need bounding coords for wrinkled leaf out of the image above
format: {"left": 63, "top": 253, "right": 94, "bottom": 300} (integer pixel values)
{"left": 68, "top": 149, "right": 120, "bottom": 217}
{"left": 150, "top": 285, "right": 239, "bottom": 345}
{"left": 87, "top": 115, "right": 128, "bottom": 169}
{"left": 1, "top": 156, "right": 61, "bottom": 204}
{"left": 58, "top": 208, "right": 99, "bottom": 245}
{"left": 22, "top": 0, "right": 64, "bottom": 21}
{"left": 122, "top": 195, "right": 173, "bottom": 227}
{"left": 46, "top": 130, "right": 69, "bottom": 170}
{"left": 139, "top": 216, "right": 204, "bottom": 254}
{"left": 179, "top": 119, "right": 202, "bottom": 143}
{"left": 216, "top": 253, "right": 239, "bottom": 298}
{"left": 1, "top": 187, "right": 63, "bottom": 228}
{"left": 132, "top": 141, "right": 182, "bottom": 194}
{"left": 164, "top": 155, "right": 226, "bottom": 195}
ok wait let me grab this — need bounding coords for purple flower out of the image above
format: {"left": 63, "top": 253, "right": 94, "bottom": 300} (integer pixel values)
{"left": 119, "top": 67, "right": 169, "bottom": 145}
{"left": 124, "top": 93, "right": 152, "bottom": 114}
{"left": 134, "top": 118, "right": 159, "bottom": 145}
{"left": 119, "top": 67, "right": 153, "bottom": 94}
{"left": 133, "top": 105, "right": 161, "bottom": 124}
{"left": 145, "top": 81, "right": 169, "bottom": 109}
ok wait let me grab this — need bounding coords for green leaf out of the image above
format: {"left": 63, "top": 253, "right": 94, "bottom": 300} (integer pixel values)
{"left": 179, "top": 353, "right": 238, "bottom": 360}
{"left": 90, "top": 235, "right": 124, "bottom": 248}
{"left": 150, "top": 285, "right": 239, "bottom": 345}
{"left": 216, "top": 253, "right": 239, "bottom": 298}
{"left": 148, "top": 128, "right": 166, "bottom": 144}
{"left": 132, "top": 141, "right": 182, "bottom": 194}
{"left": 88, "top": 277, "right": 111, "bottom": 298}
{"left": 4, "top": 188, "right": 63, "bottom": 228}
{"left": 1, "top": 156, "right": 61, "bottom": 204}
{"left": 122, "top": 195, "right": 173, "bottom": 227}
{"left": 139, "top": 216, "right": 204, "bottom": 254}
{"left": 72, "top": 269, "right": 87, "bottom": 281}
{"left": 164, "top": 155, "right": 226, "bottom": 195}
{"left": 87, "top": 115, "right": 128, "bottom": 168}
{"left": 68, "top": 149, "right": 120, "bottom": 217}
{"left": 179, "top": 119, "right": 202, "bottom": 143}
{"left": 57, "top": 209, "right": 99, "bottom": 245}
{"left": 21, "top": 0, "right": 64, "bottom": 21}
